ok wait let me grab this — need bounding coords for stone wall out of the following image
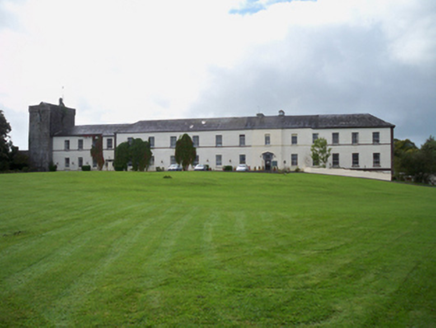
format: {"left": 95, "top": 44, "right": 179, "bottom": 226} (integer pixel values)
{"left": 28, "top": 102, "right": 75, "bottom": 171}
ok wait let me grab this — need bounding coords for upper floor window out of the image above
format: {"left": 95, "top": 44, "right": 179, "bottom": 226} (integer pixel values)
{"left": 107, "top": 138, "right": 113, "bottom": 149}
{"left": 239, "top": 154, "right": 246, "bottom": 164}
{"left": 332, "top": 153, "right": 339, "bottom": 167}
{"left": 170, "top": 136, "right": 177, "bottom": 148}
{"left": 373, "top": 132, "right": 380, "bottom": 144}
{"left": 332, "top": 133, "right": 339, "bottom": 145}
{"left": 64, "top": 140, "right": 70, "bottom": 150}
{"left": 216, "top": 135, "right": 222, "bottom": 147}
{"left": 352, "top": 132, "right": 359, "bottom": 145}
{"left": 265, "top": 134, "right": 270, "bottom": 145}
{"left": 78, "top": 139, "right": 83, "bottom": 150}
{"left": 239, "top": 134, "right": 245, "bottom": 147}
{"left": 291, "top": 154, "right": 298, "bottom": 166}
{"left": 352, "top": 153, "right": 359, "bottom": 167}
{"left": 292, "top": 134, "right": 298, "bottom": 145}
{"left": 312, "top": 133, "right": 319, "bottom": 143}
{"left": 373, "top": 153, "right": 381, "bottom": 167}
{"left": 149, "top": 136, "right": 155, "bottom": 148}
{"left": 193, "top": 135, "right": 199, "bottom": 148}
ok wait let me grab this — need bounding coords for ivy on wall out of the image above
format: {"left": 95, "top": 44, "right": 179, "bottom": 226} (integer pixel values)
{"left": 90, "top": 135, "right": 104, "bottom": 170}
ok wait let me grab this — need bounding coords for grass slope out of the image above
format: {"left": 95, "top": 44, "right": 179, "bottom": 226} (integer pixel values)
{"left": 0, "top": 172, "right": 435, "bottom": 327}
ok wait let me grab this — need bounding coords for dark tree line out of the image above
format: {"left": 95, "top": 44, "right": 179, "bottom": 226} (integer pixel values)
{"left": 0, "top": 110, "right": 28, "bottom": 172}
{"left": 394, "top": 136, "right": 436, "bottom": 184}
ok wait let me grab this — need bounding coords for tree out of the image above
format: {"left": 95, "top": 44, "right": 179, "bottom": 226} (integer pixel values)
{"left": 113, "top": 138, "right": 152, "bottom": 172}
{"left": 311, "top": 137, "right": 331, "bottom": 168}
{"left": 175, "top": 134, "right": 196, "bottom": 171}
{"left": 394, "top": 138, "right": 419, "bottom": 180}
{"left": 0, "top": 110, "right": 12, "bottom": 171}
{"left": 394, "top": 136, "right": 436, "bottom": 184}
{"left": 114, "top": 142, "right": 130, "bottom": 171}
{"left": 130, "top": 138, "right": 152, "bottom": 171}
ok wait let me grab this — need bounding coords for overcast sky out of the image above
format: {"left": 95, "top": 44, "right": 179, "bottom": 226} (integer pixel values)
{"left": 1, "top": 0, "right": 435, "bottom": 150}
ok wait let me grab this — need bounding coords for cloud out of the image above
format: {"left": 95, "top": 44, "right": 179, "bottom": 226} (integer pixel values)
{"left": 0, "top": 0, "right": 435, "bottom": 149}
{"left": 189, "top": 0, "right": 436, "bottom": 146}
{"left": 229, "top": 0, "right": 313, "bottom": 15}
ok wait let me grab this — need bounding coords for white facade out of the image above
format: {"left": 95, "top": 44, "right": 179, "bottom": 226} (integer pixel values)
{"left": 52, "top": 121, "right": 393, "bottom": 173}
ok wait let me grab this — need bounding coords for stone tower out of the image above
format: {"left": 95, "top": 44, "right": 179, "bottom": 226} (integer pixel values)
{"left": 28, "top": 102, "right": 76, "bottom": 171}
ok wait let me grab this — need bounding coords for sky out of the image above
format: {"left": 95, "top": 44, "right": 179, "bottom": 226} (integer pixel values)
{"left": 1, "top": 0, "right": 435, "bottom": 150}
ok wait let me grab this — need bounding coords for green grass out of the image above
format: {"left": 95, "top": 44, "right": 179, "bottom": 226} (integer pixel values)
{"left": 1, "top": 171, "right": 435, "bottom": 327}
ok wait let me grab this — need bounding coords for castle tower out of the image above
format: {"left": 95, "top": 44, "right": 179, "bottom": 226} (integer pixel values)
{"left": 28, "top": 102, "right": 76, "bottom": 171}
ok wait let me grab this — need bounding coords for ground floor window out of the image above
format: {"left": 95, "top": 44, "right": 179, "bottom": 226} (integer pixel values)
{"left": 78, "top": 157, "right": 83, "bottom": 168}
{"left": 150, "top": 156, "right": 155, "bottom": 166}
{"left": 170, "top": 156, "right": 176, "bottom": 164}
{"left": 93, "top": 158, "right": 97, "bottom": 168}
{"left": 216, "top": 155, "right": 222, "bottom": 166}
{"left": 193, "top": 155, "right": 199, "bottom": 166}
{"left": 291, "top": 154, "right": 298, "bottom": 166}
{"left": 352, "top": 153, "right": 359, "bottom": 167}
{"left": 373, "top": 153, "right": 380, "bottom": 167}
{"left": 65, "top": 157, "right": 70, "bottom": 168}
{"left": 239, "top": 154, "right": 246, "bottom": 164}
{"left": 332, "top": 153, "right": 339, "bottom": 167}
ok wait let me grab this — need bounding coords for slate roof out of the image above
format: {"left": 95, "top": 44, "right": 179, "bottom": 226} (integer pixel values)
{"left": 55, "top": 113, "right": 394, "bottom": 136}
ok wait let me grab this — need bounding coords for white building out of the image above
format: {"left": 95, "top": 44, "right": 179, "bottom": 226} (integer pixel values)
{"left": 29, "top": 102, "right": 395, "bottom": 174}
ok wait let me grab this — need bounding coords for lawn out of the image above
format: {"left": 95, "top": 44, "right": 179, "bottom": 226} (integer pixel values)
{"left": 0, "top": 171, "right": 435, "bottom": 327}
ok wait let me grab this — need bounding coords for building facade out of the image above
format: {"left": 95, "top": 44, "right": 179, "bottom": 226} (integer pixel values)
{"left": 29, "top": 102, "right": 395, "bottom": 174}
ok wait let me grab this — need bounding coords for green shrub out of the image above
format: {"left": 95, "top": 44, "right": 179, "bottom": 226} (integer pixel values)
{"left": 223, "top": 165, "right": 233, "bottom": 171}
{"left": 81, "top": 165, "right": 91, "bottom": 171}
{"left": 114, "top": 164, "right": 125, "bottom": 171}
{"left": 48, "top": 162, "right": 57, "bottom": 172}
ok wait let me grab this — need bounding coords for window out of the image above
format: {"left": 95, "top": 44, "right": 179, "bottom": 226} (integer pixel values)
{"left": 332, "top": 153, "right": 339, "bottom": 167}
{"left": 352, "top": 153, "right": 359, "bottom": 167}
{"left": 312, "top": 133, "right": 319, "bottom": 143}
{"left": 107, "top": 138, "right": 113, "bottom": 149}
{"left": 216, "top": 154, "right": 222, "bottom": 166}
{"left": 373, "top": 132, "right": 380, "bottom": 144}
{"left": 193, "top": 135, "right": 199, "bottom": 148}
{"left": 64, "top": 140, "right": 70, "bottom": 150}
{"left": 239, "top": 154, "right": 246, "bottom": 164}
{"left": 170, "top": 156, "right": 176, "bottom": 164}
{"left": 78, "top": 139, "right": 83, "bottom": 150}
{"left": 170, "top": 136, "right": 177, "bottom": 148}
{"left": 352, "top": 132, "right": 359, "bottom": 145}
{"left": 193, "top": 155, "right": 199, "bottom": 166}
{"left": 373, "top": 153, "right": 380, "bottom": 167}
{"left": 332, "top": 133, "right": 339, "bottom": 145}
{"left": 313, "top": 157, "right": 319, "bottom": 166}
{"left": 128, "top": 137, "right": 133, "bottom": 145}
{"left": 150, "top": 156, "right": 155, "bottom": 166}
{"left": 149, "top": 136, "right": 155, "bottom": 148}
{"left": 93, "top": 158, "right": 97, "bottom": 168}
{"left": 78, "top": 157, "right": 83, "bottom": 168}
{"left": 216, "top": 135, "right": 222, "bottom": 147}
{"left": 65, "top": 157, "right": 70, "bottom": 168}
{"left": 291, "top": 154, "right": 298, "bottom": 166}
{"left": 265, "top": 134, "right": 270, "bottom": 145}
{"left": 239, "top": 134, "right": 245, "bottom": 146}
{"left": 292, "top": 134, "right": 298, "bottom": 145}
